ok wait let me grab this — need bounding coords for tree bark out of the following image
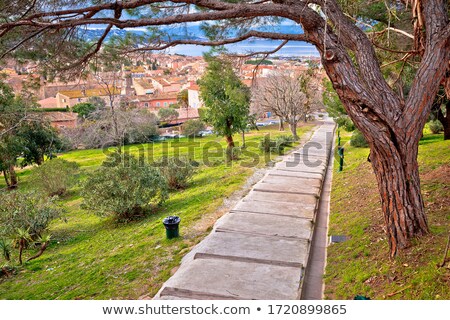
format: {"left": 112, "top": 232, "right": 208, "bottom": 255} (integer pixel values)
{"left": 437, "top": 101, "right": 450, "bottom": 140}
{"left": 225, "top": 135, "right": 235, "bottom": 162}
{"left": 2, "top": 169, "right": 11, "bottom": 188}
{"left": 289, "top": 121, "right": 298, "bottom": 140}
{"left": 8, "top": 165, "right": 17, "bottom": 189}
{"left": 279, "top": 118, "right": 284, "bottom": 131}
{"left": 370, "top": 137, "right": 429, "bottom": 257}
{"left": 18, "top": 238, "right": 25, "bottom": 265}
{"left": 27, "top": 241, "right": 49, "bottom": 262}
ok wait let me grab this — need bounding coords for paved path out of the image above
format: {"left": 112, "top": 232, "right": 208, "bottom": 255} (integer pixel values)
{"left": 154, "top": 122, "right": 336, "bottom": 300}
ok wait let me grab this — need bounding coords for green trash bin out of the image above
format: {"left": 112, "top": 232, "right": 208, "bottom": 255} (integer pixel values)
{"left": 163, "top": 216, "right": 181, "bottom": 239}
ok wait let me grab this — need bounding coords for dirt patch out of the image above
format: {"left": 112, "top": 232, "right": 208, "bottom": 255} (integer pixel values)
{"left": 422, "top": 164, "right": 450, "bottom": 183}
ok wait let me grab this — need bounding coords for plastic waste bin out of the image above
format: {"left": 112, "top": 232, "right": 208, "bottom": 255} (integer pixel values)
{"left": 163, "top": 216, "right": 181, "bottom": 239}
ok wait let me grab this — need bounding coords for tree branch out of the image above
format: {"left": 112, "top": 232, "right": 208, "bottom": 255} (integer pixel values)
{"left": 126, "top": 31, "right": 306, "bottom": 52}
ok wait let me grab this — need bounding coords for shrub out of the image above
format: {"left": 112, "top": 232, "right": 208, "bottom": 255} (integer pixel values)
{"left": 225, "top": 146, "right": 242, "bottom": 161}
{"left": 274, "top": 135, "right": 294, "bottom": 155}
{"left": 158, "top": 156, "right": 196, "bottom": 190}
{"left": 72, "top": 102, "right": 96, "bottom": 118}
{"left": 81, "top": 152, "right": 168, "bottom": 220}
{"left": 0, "top": 238, "right": 12, "bottom": 261}
{"left": 428, "top": 120, "right": 444, "bottom": 134}
{"left": 182, "top": 119, "right": 206, "bottom": 137}
{"left": 350, "top": 129, "right": 369, "bottom": 148}
{"left": 259, "top": 135, "right": 274, "bottom": 153}
{"left": 0, "top": 191, "right": 64, "bottom": 240}
{"left": 336, "top": 116, "right": 355, "bottom": 131}
{"left": 29, "top": 158, "right": 79, "bottom": 196}
{"left": 259, "top": 135, "right": 293, "bottom": 155}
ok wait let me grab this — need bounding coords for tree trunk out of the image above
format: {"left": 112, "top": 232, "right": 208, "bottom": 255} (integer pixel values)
{"left": 8, "top": 165, "right": 17, "bottom": 189}
{"left": 289, "top": 121, "right": 298, "bottom": 140}
{"left": 18, "top": 239, "right": 25, "bottom": 265}
{"left": 369, "top": 134, "right": 429, "bottom": 257}
{"left": 225, "top": 135, "right": 235, "bottom": 148}
{"left": 241, "top": 130, "right": 246, "bottom": 148}
{"left": 437, "top": 102, "right": 450, "bottom": 140}
{"left": 2, "top": 169, "right": 11, "bottom": 188}
{"left": 27, "top": 241, "right": 49, "bottom": 262}
{"left": 36, "top": 155, "right": 44, "bottom": 166}
{"left": 225, "top": 135, "right": 235, "bottom": 162}
{"left": 279, "top": 118, "right": 284, "bottom": 131}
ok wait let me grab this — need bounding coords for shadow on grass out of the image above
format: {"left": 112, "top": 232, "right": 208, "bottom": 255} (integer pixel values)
{"left": 419, "top": 133, "right": 444, "bottom": 145}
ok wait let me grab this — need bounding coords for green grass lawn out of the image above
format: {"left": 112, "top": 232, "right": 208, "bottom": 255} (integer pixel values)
{"left": 325, "top": 126, "right": 450, "bottom": 299}
{"left": 0, "top": 124, "right": 313, "bottom": 299}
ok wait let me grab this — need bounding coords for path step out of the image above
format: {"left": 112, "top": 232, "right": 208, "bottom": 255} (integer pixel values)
{"left": 193, "top": 231, "right": 309, "bottom": 268}
{"left": 159, "top": 259, "right": 303, "bottom": 300}
{"left": 215, "top": 211, "right": 313, "bottom": 241}
{"left": 153, "top": 123, "right": 336, "bottom": 300}
{"left": 232, "top": 199, "right": 316, "bottom": 219}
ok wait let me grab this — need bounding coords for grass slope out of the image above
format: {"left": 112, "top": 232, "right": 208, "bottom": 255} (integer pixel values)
{"left": 325, "top": 127, "right": 450, "bottom": 300}
{"left": 0, "top": 124, "right": 313, "bottom": 299}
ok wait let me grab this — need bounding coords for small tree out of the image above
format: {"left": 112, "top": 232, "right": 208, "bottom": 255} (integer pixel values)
{"left": 29, "top": 158, "right": 80, "bottom": 196}
{"left": 177, "top": 89, "right": 189, "bottom": 109}
{"left": 0, "top": 191, "right": 64, "bottom": 240}
{"left": 199, "top": 56, "right": 250, "bottom": 160}
{"left": 182, "top": 119, "right": 206, "bottom": 138}
{"left": 0, "top": 79, "right": 62, "bottom": 187}
{"left": 72, "top": 102, "right": 96, "bottom": 119}
{"left": 17, "top": 122, "right": 63, "bottom": 166}
{"left": 253, "top": 72, "right": 308, "bottom": 140}
{"left": 81, "top": 152, "right": 168, "bottom": 220}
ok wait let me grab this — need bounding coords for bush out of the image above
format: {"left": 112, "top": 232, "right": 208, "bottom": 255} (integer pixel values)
{"left": 158, "top": 156, "right": 196, "bottom": 190}
{"left": 259, "top": 135, "right": 293, "bottom": 155}
{"left": 182, "top": 119, "right": 206, "bottom": 137}
{"left": 30, "top": 158, "right": 79, "bottom": 196}
{"left": 225, "top": 146, "right": 242, "bottom": 161}
{"left": 259, "top": 135, "right": 274, "bottom": 153}
{"left": 336, "top": 116, "right": 355, "bottom": 131}
{"left": 350, "top": 129, "right": 369, "bottom": 148}
{"left": 428, "top": 120, "right": 444, "bottom": 134}
{"left": 81, "top": 152, "right": 168, "bottom": 220}
{"left": 72, "top": 102, "right": 96, "bottom": 118}
{"left": 0, "top": 191, "right": 64, "bottom": 240}
{"left": 274, "top": 135, "right": 294, "bottom": 155}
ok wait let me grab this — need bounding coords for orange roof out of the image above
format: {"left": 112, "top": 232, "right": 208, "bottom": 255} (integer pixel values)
{"left": 38, "top": 97, "right": 57, "bottom": 108}
{"left": 188, "top": 84, "right": 200, "bottom": 91}
{"left": 42, "top": 112, "right": 78, "bottom": 122}
{"left": 177, "top": 108, "right": 199, "bottom": 120}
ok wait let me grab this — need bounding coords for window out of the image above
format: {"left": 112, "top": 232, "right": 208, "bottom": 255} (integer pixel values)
{"left": 144, "top": 103, "right": 149, "bottom": 107}
{"left": 164, "top": 102, "right": 168, "bottom": 107}
{"left": 156, "top": 102, "right": 160, "bottom": 107}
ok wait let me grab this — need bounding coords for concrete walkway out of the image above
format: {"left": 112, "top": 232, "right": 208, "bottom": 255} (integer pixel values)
{"left": 154, "top": 122, "right": 336, "bottom": 300}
